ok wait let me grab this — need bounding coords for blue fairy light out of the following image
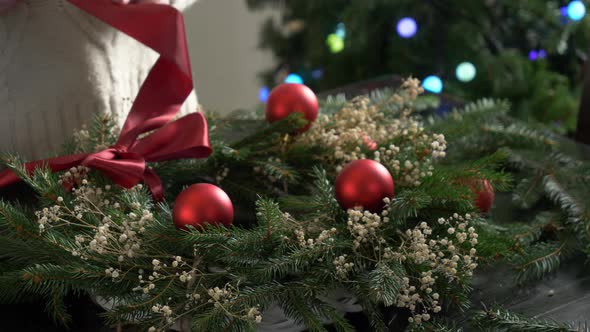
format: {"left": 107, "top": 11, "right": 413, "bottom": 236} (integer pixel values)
{"left": 335, "top": 22, "right": 346, "bottom": 38}
{"left": 258, "top": 86, "right": 270, "bottom": 103}
{"left": 284, "top": 73, "right": 304, "bottom": 84}
{"left": 422, "top": 75, "right": 443, "bottom": 94}
{"left": 396, "top": 17, "right": 417, "bottom": 38}
{"left": 560, "top": 6, "right": 569, "bottom": 17}
{"left": 567, "top": 1, "right": 586, "bottom": 21}
{"left": 311, "top": 68, "right": 324, "bottom": 80}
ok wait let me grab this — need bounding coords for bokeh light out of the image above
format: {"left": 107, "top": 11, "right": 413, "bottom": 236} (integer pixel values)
{"left": 284, "top": 73, "right": 304, "bottom": 84}
{"left": 538, "top": 49, "right": 547, "bottom": 59}
{"left": 396, "top": 17, "right": 418, "bottom": 38}
{"left": 422, "top": 75, "right": 443, "bottom": 94}
{"left": 335, "top": 22, "right": 346, "bottom": 38}
{"left": 560, "top": 6, "right": 568, "bottom": 17}
{"left": 528, "top": 50, "right": 538, "bottom": 61}
{"left": 326, "top": 33, "right": 345, "bottom": 53}
{"left": 455, "top": 62, "right": 477, "bottom": 82}
{"left": 567, "top": 1, "right": 586, "bottom": 21}
{"left": 311, "top": 68, "right": 324, "bottom": 80}
{"left": 258, "top": 86, "right": 270, "bottom": 103}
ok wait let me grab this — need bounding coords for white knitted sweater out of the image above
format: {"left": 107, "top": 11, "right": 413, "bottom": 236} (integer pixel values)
{"left": 0, "top": 0, "right": 198, "bottom": 160}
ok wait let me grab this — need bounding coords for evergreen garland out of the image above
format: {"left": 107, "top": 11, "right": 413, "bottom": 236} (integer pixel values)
{"left": 0, "top": 79, "right": 589, "bottom": 331}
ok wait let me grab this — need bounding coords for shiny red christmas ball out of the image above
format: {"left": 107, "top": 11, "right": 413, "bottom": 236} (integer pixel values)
{"left": 472, "top": 180, "right": 494, "bottom": 213}
{"left": 265, "top": 83, "right": 319, "bottom": 132}
{"left": 335, "top": 159, "right": 395, "bottom": 212}
{"left": 173, "top": 184, "right": 234, "bottom": 230}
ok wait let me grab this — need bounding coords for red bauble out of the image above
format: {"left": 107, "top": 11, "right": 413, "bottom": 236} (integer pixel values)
{"left": 472, "top": 180, "right": 494, "bottom": 213}
{"left": 173, "top": 184, "right": 234, "bottom": 230}
{"left": 265, "top": 83, "right": 319, "bottom": 132}
{"left": 335, "top": 159, "right": 395, "bottom": 212}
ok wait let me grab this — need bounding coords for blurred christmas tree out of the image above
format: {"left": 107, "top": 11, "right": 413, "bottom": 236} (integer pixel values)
{"left": 247, "top": 0, "right": 590, "bottom": 134}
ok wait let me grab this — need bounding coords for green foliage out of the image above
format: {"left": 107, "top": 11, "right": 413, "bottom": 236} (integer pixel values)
{"left": 246, "top": 0, "right": 587, "bottom": 132}
{"left": 472, "top": 306, "right": 586, "bottom": 332}
{"left": 1, "top": 88, "right": 589, "bottom": 331}
{"left": 367, "top": 263, "right": 405, "bottom": 307}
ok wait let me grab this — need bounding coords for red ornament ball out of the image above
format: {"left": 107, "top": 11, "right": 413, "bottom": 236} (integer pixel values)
{"left": 265, "top": 83, "right": 319, "bottom": 132}
{"left": 472, "top": 180, "right": 494, "bottom": 214}
{"left": 335, "top": 159, "right": 395, "bottom": 213}
{"left": 173, "top": 183, "right": 234, "bottom": 230}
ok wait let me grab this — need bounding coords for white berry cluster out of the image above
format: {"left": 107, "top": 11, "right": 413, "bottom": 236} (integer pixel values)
{"left": 246, "top": 306, "right": 263, "bottom": 324}
{"left": 207, "top": 285, "right": 234, "bottom": 308}
{"left": 35, "top": 205, "right": 62, "bottom": 232}
{"left": 371, "top": 131, "right": 445, "bottom": 187}
{"left": 297, "top": 78, "right": 426, "bottom": 170}
{"left": 395, "top": 214, "right": 479, "bottom": 323}
{"left": 346, "top": 198, "right": 391, "bottom": 250}
{"left": 104, "top": 267, "right": 121, "bottom": 281}
{"left": 294, "top": 227, "right": 337, "bottom": 249}
{"left": 72, "top": 125, "right": 91, "bottom": 153}
{"left": 131, "top": 259, "right": 171, "bottom": 294}
{"left": 57, "top": 166, "right": 90, "bottom": 188}
{"left": 71, "top": 114, "right": 118, "bottom": 153}
{"left": 35, "top": 177, "right": 156, "bottom": 261}
{"left": 78, "top": 205, "right": 151, "bottom": 259}
{"left": 215, "top": 167, "right": 230, "bottom": 183}
{"left": 333, "top": 254, "right": 355, "bottom": 279}
{"left": 397, "top": 276, "right": 437, "bottom": 324}
{"left": 151, "top": 303, "right": 174, "bottom": 324}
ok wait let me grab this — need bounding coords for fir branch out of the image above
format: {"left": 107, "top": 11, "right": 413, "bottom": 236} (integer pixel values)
{"left": 231, "top": 113, "right": 307, "bottom": 150}
{"left": 367, "top": 263, "right": 405, "bottom": 307}
{"left": 408, "top": 319, "right": 463, "bottom": 332}
{"left": 511, "top": 241, "right": 569, "bottom": 284}
{"left": 46, "top": 288, "right": 74, "bottom": 327}
{"left": 388, "top": 188, "right": 432, "bottom": 221}
{"left": 511, "top": 212, "right": 559, "bottom": 247}
{"left": 280, "top": 296, "right": 329, "bottom": 332}
{"left": 512, "top": 174, "right": 545, "bottom": 209}
{"left": 472, "top": 306, "right": 585, "bottom": 332}
{"left": 543, "top": 174, "right": 584, "bottom": 217}
{"left": 310, "top": 167, "right": 344, "bottom": 219}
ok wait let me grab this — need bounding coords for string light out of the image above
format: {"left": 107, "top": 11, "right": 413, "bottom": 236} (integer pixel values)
{"left": 567, "top": 1, "right": 586, "bottom": 21}
{"left": 312, "top": 68, "right": 324, "bottom": 80}
{"left": 284, "top": 73, "right": 304, "bottom": 84}
{"left": 397, "top": 17, "right": 418, "bottom": 38}
{"left": 528, "top": 50, "right": 538, "bottom": 61}
{"left": 335, "top": 22, "right": 346, "bottom": 38}
{"left": 528, "top": 49, "right": 547, "bottom": 61}
{"left": 538, "top": 49, "right": 547, "bottom": 59}
{"left": 560, "top": 6, "right": 568, "bottom": 17}
{"left": 455, "top": 62, "right": 476, "bottom": 82}
{"left": 422, "top": 75, "right": 443, "bottom": 94}
{"left": 326, "top": 33, "right": 345, "bottom": 53}
{"left": 258, "top": 86, "right": 270, "bottom": 103}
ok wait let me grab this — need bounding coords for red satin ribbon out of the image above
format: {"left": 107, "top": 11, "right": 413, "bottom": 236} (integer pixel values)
{"left": 0, "top": 0, "right": 211, "bottom": 200}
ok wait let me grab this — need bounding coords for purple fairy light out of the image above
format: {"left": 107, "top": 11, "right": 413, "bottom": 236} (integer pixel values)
{"left": 538, "top": 49, "right": 547, "bottom": 59}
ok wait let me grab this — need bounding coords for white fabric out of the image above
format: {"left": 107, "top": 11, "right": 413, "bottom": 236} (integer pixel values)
{"left": 0, "top": 0, "right": 198, "bottom": 160}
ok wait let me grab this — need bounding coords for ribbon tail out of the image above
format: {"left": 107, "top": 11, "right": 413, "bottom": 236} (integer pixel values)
{"left": 68, "top": 0, "right": 193, "bottom": 146}
{"left": 143, "top": 168, "right": 164, "bottom": 201}
{"left": 0, "top": 154, "right": 89, "bottom": 187}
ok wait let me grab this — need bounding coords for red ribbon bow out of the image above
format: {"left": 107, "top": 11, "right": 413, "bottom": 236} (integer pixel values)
{"left": 0, "top": 0, "right": 212, "bottom": 200}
